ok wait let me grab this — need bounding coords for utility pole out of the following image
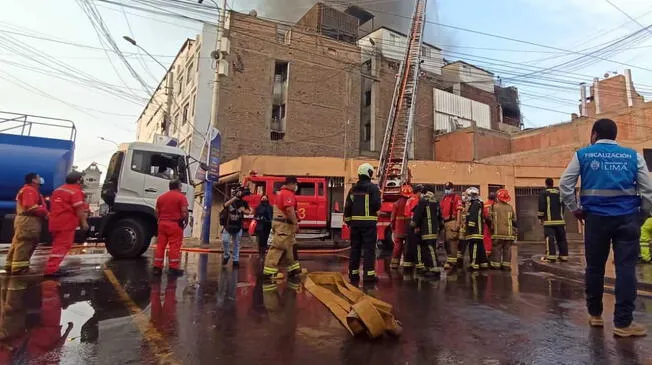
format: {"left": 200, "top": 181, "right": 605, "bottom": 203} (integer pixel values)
{"left": 164, "top": 71, "right": 174, "bottom": 136}
{"left": 201, "top": 0, "right": 228, "bottom": 245}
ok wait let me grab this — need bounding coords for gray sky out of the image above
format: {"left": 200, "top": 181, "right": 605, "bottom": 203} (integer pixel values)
{"left": 2, "top": 0, "right": 652, "bottom": 175}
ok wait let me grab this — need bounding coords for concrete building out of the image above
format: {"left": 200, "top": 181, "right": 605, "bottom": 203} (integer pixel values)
{"left": 135, "top": 26, "right": 217, "bottom": 164}
{"left": 81, "top": 162, "right": 102, "bottom": 212}
{"left": 133, "top": 4, "right": 531, "bottom": 239}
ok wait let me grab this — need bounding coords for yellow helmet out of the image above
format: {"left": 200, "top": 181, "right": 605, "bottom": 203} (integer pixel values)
{"left": 357, "top": 163, "right": 374, "bottom": 179}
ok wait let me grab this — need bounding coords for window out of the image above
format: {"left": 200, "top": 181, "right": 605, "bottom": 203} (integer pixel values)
{"left": 248, "top": 181, "right": 266, "bottom": 195}
{"left": 363, "top": 123, "right": 371, "bottom": 142}
{"left": 273, "top": 181, "right": 283, "bottom": 193}
{"left": 177, "top": 77, "right": 183, "bottom": 95}
{"left": 182, "top": 103, "right": 189, "bottom": 125}
{"left": 191, "top": 94, "right": 196, "bottom": 117}
{"left": 389, "top": 33, "right": 398, "bottom": 46}
{"left": 186, "top": 63, "right": 193, "bottom": 84}
{"left": 271, "top": 61, "right": 289, "bottom": 140}
{"left": 644, "top": 149, "right": 652, "bottom": 172}
{"left": 421, "top": 47, "right": 431, "bottom": 58}
{"left": 489, "top": 184, "right": 505, "bottom": 196}
{"left": 364, "top": 90, "right": 372, "bottom": 107}
{"left": 318, "top": 183, "right": 324, "bottom": 196}
{"left": 131, "top": 150, "right": 188, "bottom": 183}
{"left": 297, "top": 182, "right": 315, "bottom": 196}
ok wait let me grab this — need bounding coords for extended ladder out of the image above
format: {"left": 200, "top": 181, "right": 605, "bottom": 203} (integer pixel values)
{"left": 376, "top": 0, "right": 427, "bottom": 200}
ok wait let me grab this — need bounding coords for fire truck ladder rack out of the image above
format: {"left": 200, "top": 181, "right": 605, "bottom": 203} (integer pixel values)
{"left": 376, "top": 0, "right": 427, "bottom": 200}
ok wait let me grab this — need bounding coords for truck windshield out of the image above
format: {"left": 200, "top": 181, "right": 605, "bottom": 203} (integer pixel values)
{"left": 131, "top": 150, "right": 188, "bottom": 184}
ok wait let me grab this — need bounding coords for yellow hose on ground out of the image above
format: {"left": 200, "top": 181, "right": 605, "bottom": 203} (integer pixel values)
{"left": 303, "top": 272, "right": 402, "bottom": 339}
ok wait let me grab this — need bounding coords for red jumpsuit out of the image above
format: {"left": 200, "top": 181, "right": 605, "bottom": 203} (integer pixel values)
{"left": 27, "top": 280, "right": 70, "bottom": 362}
{"left": 154, "top": 190, "right": 188, "bottom": 270}
{"left": 46, "top": 184, "right": 84, "bottom": 275}
{"left": 390, "top": 197, "right": 409, "bottom": 268}
{"left": 483, "top": 199, "right": 495, "bottom": 255}
{"left": 150, "top": 279, "right": 178, "bottom": 336}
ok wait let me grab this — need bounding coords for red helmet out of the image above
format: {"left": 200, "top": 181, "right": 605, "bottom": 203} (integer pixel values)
{"left": 400, "top": 184, "right": 413, "bottom": 198}
{"left": 496, "top": 189, "right": 511, "bottom": 203}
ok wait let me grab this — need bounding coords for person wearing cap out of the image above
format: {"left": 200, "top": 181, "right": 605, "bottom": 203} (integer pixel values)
{"left": 153, "top": 179, "right": 189, "bottom": 277}
{"left": 560, "top": 118, "right": 652, "bottom": 337}
{"left": 44, "top": 171, "right": 88, "bottom": 277}
{"left": 5, "top": 172, "right": 48, "bottom": 274}
{"left": 457, "top": 191, "right": 471, "bottom": 265}
{"left": 487, "top": 189, "right": 517, "bottom": 270}
{"left": 263, "top": 176, "right": 302, "bottom": 282}
{"left": 440, "top": 182, "right": 463, "bottom": 270}
{"left": 389, "top": 184, "right": 412, "bottom": 269}
{"left": 402, "top": 184, "right": 424, "bottom": 271}
{"left": 344, "top": 163, "right": 381, "bottom": 284}
{"left": 538, "top": 177, "right": 568, "bottom": 263}
{"left": 464, "top": 187, "right": 489, "bottom": 270}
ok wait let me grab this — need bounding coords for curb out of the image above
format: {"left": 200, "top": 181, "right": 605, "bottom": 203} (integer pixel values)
{"left": 529, "top": 255, "right": 652, "bottom": 292}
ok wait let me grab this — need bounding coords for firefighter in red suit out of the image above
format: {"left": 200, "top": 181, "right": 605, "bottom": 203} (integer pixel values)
{"left": 401, "top": 184, "right": 424, "bottom": 271}
{"left": 483, "top": 192, "right": 497, "bottom": 256}
{"left": 45, "top": 172, "right": 88, "bottom": 277}
{"left": 6, "top": 173, "right": 48, "bottom": 274}
{"left": 153, "top": 180, "right": 189, "bottom": 277}
{"left": 390, "top": 185, "right": 412, "bottom": 270}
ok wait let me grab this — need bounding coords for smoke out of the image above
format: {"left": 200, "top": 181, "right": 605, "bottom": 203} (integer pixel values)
{"left": 236, "top": 0, "right": 447, "bottom": 46}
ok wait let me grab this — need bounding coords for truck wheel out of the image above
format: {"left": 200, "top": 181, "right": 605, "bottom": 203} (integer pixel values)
{"left": 106, "top": 218, "right": 150, "bottom": 259}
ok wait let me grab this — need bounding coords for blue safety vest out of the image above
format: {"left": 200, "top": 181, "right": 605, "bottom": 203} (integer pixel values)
{"left": 577, "top": 142, "right": 640, "bottom": 216}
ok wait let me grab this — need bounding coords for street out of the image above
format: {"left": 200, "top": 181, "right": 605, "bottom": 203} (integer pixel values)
{"left": 1, "top": 243, "right": 652, "bottom": 364}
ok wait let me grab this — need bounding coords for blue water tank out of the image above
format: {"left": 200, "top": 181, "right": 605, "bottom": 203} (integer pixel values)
{"left": 0, "top": 133, "right": 74, "bottom": 214}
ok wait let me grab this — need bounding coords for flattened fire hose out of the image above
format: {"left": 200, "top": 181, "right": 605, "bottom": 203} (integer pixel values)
{"left": 303, "top": 272, "right": 402, "bottom": 339}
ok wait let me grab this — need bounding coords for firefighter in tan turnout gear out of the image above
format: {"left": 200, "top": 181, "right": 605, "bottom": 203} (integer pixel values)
{"left": 263, "top": 176, "right": 301, "bottom": 282}
{"left": 488, "top": 189, "right": 517, "bottom": 270}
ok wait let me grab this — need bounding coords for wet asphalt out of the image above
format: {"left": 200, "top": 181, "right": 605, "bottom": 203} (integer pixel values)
{"left": 1, "top": 243, "right": 652, "bottom": 364}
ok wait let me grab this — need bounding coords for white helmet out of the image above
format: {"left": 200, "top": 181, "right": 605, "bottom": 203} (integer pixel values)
{"left": 357, "top": 163, "right": 374, "bottom": 179}
{"left": 465, "top": 187, "right": 480, "bottom": 196}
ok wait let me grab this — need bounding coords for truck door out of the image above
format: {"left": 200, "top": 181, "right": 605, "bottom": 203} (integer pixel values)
{"left": 296, "top": 181, "right": 323, "bottom": 228}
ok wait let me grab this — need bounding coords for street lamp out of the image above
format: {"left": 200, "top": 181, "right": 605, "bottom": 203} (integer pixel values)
{"left": 98, "top": 137, "right": 118, "bottom": 147}
{"left": 122, "top": 36, "right": 168, "bottom": 73}
{"left": 122, "top": 35, "right": 173, "bottom": 137}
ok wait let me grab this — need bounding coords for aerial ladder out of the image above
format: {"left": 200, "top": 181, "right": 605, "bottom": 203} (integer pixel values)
{"left": 375, "top": 0, "right": 427, "bottom": 247}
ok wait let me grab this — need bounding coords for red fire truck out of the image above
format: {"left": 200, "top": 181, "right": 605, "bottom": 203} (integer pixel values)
{"left": 241, "top": 172, "right": 346, "bottom": 244}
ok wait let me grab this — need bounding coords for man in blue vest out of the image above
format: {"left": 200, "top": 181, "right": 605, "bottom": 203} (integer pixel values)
{"left": 560, "top": 118, "right": 652, "bottom": 337}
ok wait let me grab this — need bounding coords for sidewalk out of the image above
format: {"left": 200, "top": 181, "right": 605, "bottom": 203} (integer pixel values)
{"left": 529, "top": 245, "right": 652, "bottom": 292}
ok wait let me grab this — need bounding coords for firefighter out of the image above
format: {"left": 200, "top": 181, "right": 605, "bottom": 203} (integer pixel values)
{"left": 538, "top": 177, "right": 568, "bottom": 263}
{"left": 465, "top": 187, "right": 489, "bottom": 270}
{"left": 263, "top": 176, "right": 301, "bottom": 282}
{"left": 488, "top": 189, "right": 517, "bottom": 270}
{"left": 483, "top": 192, "right": 496, "bottom": 256}
{"left": 5, "top": 173, "right": 48, "bottom": 275}
{"left": 44, "top": 172, "right": 88, "bottom": 277}
{"left": 640, "top": 214, "right": 652, "bottom": 264}
{"left": 153, "top": 180, "right": 189, "bottom": 277}
{"left": 411, "top": 188, "right": 444, "bottom": 278}
{"left": 344, "top": 164, "right": 381, "bottom": 284}
{"left": 440, "top": 182, "right": 463, "bottom": 270}
{"left": 402, "top": 184, "right": 424, "bottom": 271}
{"left": 457, "top": 191, "right": 470, "bottom": 266}
{"left": 390, "top": 184, "right": 412, "bottom": 270}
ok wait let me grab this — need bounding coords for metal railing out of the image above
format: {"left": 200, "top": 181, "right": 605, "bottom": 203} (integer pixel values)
{"left": 0, "top": 111, "right": 77, "bottom": 141}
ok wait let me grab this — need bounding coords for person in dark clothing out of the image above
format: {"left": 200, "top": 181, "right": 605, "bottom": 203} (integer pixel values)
{"left": 254, "top": 195, "right": 273, "bottom": 259}
{"left": 538, "top": 177, "right": 568, "bottom": 263}
{"left": 344, "top": 163, "right": 382, "bottom": 284}
{"left": 411, "top": 188, "right": 444, "bottom": 278}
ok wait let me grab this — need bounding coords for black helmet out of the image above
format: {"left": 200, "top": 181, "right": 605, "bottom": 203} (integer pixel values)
{"left": 66, "top": 171, "right": 84, "bottom": 184}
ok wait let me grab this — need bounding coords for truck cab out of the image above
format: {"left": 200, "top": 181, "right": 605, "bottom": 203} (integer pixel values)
{"left": 93, "top": 142, "right": 194, "bottom": 258}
